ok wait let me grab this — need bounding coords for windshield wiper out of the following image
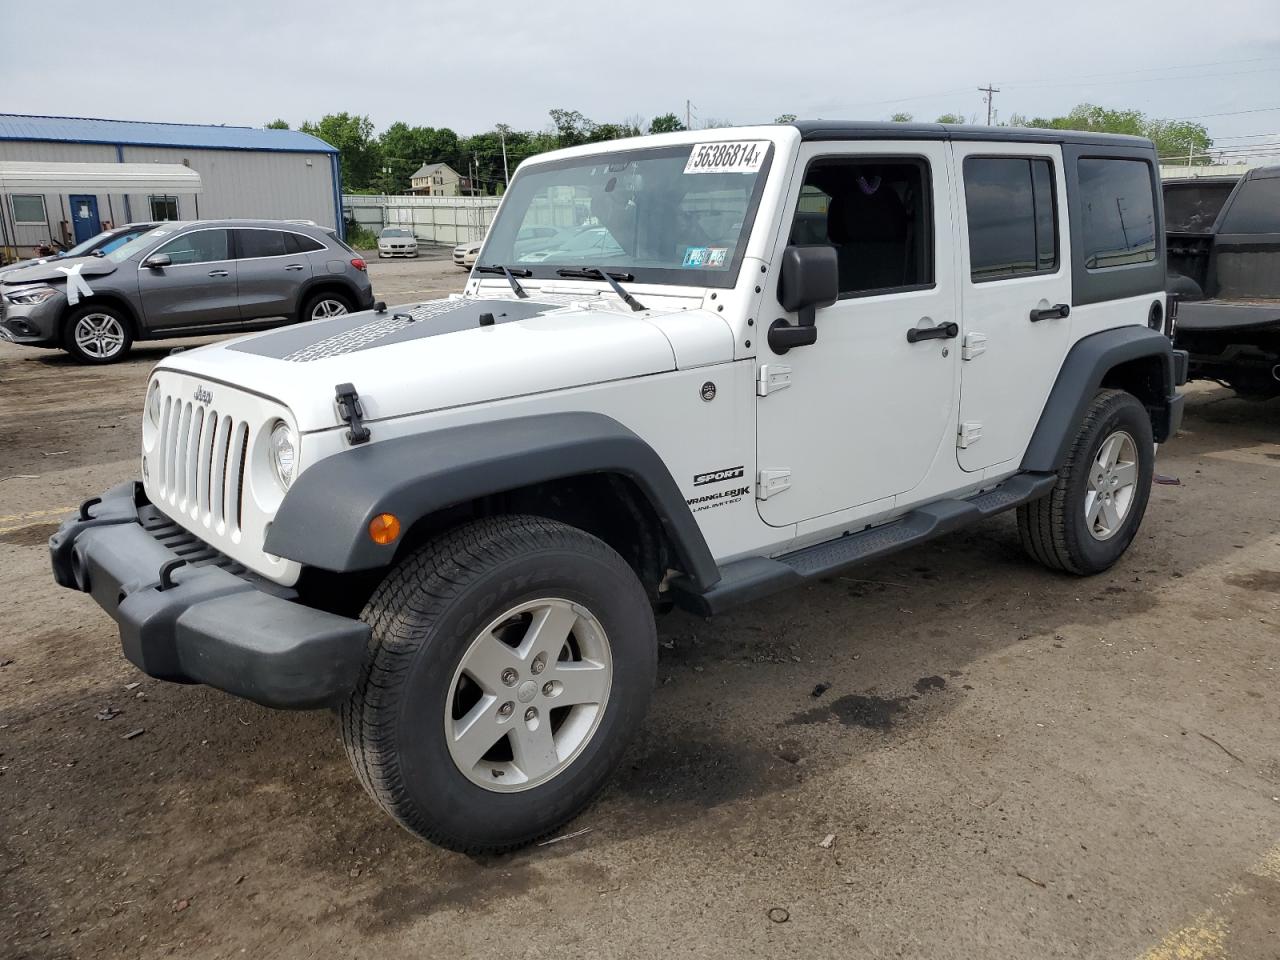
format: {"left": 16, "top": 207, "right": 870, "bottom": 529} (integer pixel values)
{"left": 556, "top": 267, "right": 645, "bottom": 312}
{"left": 473, "top": 264, "right": 531, "bottom": 298}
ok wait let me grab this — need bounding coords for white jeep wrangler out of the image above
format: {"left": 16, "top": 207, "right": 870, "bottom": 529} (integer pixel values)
{"left": 51, "top": 123, "right": 1187, "bottom": 852}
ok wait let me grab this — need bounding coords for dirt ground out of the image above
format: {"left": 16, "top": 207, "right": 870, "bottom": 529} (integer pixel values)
{"left": 2, "top": 257, "right": 1277, "bottom": 960}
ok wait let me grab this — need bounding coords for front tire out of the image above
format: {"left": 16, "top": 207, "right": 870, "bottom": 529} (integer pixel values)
{"left": 1018, "top": 388, "right": 1155, "bottom": 574}
{"left": 340, "top": 516, "right": 657, "bottom": 852}
{"left": 63, "top": 305, "right": 133, "bottom": 363}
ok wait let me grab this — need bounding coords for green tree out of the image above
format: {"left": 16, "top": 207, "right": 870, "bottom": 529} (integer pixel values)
{"left": 936, "top": 113, "right": 966, "bottom": 124}
{"left": 549, "top": 108, "right": 595, "bottom": 148}
{"left": 265, "top": 118, "right": 290, "bottom": 129}
{"left": 774, "top": 113, "right": 797, "bottom": 124}
{"left": 301, "top": 113, "right": 380, "bottom": 190}
{"left": 376, "top": 122, "right": 459, "bottom": 193}
{"left": 1023, "top": 103, "right": 1211, "bottom": 163}
{"left": 890, "top": 112, "right": 913, "bottom": 123}
{"left": 649, "top": 113, "right": 686, "bottom": 134}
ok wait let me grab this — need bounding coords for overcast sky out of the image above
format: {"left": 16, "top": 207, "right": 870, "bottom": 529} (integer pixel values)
{"left": 5, "top": 0, "right": 1279, "bottom": 162}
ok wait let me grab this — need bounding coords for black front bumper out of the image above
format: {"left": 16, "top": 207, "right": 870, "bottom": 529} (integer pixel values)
{"left": 50, "top": 482, "right": 369, "bottom": 709}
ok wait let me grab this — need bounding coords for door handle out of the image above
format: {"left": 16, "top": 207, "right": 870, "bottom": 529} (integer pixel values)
{"left": 284, "top": 263, "right": 305, "bottom": 271}
{"left": 208, "top": 269, "right": 229, "bottom": 277}
{"left": 906, "top": 320, "right": 959, "bottom": 343}
{"left": 1030, "top": 303, "right": 1070, "bottom": 322}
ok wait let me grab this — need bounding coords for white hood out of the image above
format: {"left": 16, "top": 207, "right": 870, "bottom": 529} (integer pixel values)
{"left": 156, "top": 294, "right": 735, "bottom": 432}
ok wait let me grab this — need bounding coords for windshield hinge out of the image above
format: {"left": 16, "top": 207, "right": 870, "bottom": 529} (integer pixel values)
{"left": 335, "top": 383, "right": 371, "bottom": 445}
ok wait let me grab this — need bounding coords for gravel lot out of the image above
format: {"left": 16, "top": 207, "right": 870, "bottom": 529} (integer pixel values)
{"left": 2, "top": 254, "right": 1278, "bottom": 959}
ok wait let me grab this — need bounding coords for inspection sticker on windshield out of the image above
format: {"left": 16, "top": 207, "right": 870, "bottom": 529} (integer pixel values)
{"left": 684, "top": 141, "right": 768, "bottom": 175}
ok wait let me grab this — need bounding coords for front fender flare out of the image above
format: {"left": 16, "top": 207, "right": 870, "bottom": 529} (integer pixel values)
{"left": 264, "top": 412, "right": 721, "bottom": 590}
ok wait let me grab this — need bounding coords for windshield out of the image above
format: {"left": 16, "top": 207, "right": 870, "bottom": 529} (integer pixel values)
{"left": 381, "top": 228, "right": 413, "bottom": 238}
{"left": 479, "top": 140, "right": 773, "bottom": 288}
{"left": 104, "top": 224, "right": 183, "bottom": 264}
{"left": 61, "top": 229, "right": 119, "bottom": 258}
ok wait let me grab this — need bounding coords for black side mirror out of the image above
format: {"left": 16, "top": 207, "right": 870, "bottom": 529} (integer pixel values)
{"left": 142, "top": 253, "right": 171, "bottom": 270}
{"left": 770, "top": 245, "right": 838, "bottom": 353}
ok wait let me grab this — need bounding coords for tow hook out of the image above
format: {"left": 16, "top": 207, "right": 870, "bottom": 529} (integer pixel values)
{"left": 335, "top": 383, "right": 372, "bottom": 445}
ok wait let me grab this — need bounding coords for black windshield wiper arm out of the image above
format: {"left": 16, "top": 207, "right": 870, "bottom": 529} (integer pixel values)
{"left": 556, "top": 267, "right": 645, "bottom": 312}
{"left": 473, "top": 264, "right": 531, "bottom": 298}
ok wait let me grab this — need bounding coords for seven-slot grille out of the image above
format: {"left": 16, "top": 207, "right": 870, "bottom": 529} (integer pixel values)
{"left": 152, "top": 393, "right": 251, "bottom": 535}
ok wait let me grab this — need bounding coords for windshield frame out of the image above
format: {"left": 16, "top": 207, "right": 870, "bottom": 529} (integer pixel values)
{"left": 477, "top": 141, "right": 775, "bottom": 290}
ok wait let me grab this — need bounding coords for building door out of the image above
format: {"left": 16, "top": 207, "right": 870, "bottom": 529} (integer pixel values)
{"left": 68, "top": 195, "right": 101, "bottom": 244}
{"left": 755, "top": 142, "right": 960, "bottom": 527}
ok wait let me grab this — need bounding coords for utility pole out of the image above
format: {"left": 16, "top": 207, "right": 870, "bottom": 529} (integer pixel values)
{"left": 686, "top": 99, "right": 696, "bottom": 130}
{"left": 978, "top": 83, "right": 1000, "bottom": 125}
{"left": 496, "top": 124, "right": 511, "bottom": 187}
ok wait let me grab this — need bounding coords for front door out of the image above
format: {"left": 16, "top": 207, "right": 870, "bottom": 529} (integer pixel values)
{"left": 68, "top": 195, "right": 100, "bottom": 244}
{"left": 755, "top": 141, "right": 959, "bottom": 528}
{"left": 953, "top": 144, "right": 1072, "bottom": 472}
{"left": 136, "top": 228, "right": 240, "bottom": 332}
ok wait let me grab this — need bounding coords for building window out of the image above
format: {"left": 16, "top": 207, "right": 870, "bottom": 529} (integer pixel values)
{"left": 11, "top": 194, "right": 47, "bottom": 225}
{"left": 149, "top": 196, "right": 179, "bottom": 221}
{"left": 963, "top": 157, "right": 1059, "bottom": 281}
{"left": 1078, "top": 158, "right": 1157, "bottom": 269}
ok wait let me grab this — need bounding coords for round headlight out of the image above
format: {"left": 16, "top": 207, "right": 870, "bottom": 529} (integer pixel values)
{"left": 146, "top": 382, "right": 162, "bottom": 427}
{"left": 269, "top": 421, "right": 297, "bottom": 489}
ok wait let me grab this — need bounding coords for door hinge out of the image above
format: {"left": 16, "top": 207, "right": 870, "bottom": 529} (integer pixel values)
{"left": 961, "top": 332, "right": 988, "bottom": 361}
{"left": 757, "top": 363, "right": 792, "bottom": 396}
{"left": 957, "top": 421, "right": 983, "bottom": 449}
{"left": 757, "top": 468, "right": 792, "bottom": 500}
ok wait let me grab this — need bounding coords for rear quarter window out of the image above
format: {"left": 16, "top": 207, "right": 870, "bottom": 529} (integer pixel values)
{"left": 1163, "top": 181, "right": 1236, "bottom": 234}
{"left": 1078, "top": 158, "right": 1157, "bottom": 269}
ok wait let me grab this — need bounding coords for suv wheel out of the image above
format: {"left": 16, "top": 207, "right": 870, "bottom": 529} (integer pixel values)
{"left": 63, "top": 306, "right": 133, "bottom": 364}
{"left": 1017, "top": 388, "right": 1154, "bottom": 575}
{"left": 301, "top": 291, "right": 352, "bottom": 322}
{"left": 340, "top": 515, "right": 657, "bottom": 852}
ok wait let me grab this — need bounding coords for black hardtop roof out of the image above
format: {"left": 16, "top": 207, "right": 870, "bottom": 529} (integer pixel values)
{"left": 790, "top": 120, "right": 1154, "bottom": 149}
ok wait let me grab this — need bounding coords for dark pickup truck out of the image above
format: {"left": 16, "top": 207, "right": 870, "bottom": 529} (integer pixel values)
{"left": 1164, "top": 165, "right": 1280, "bottom": 397}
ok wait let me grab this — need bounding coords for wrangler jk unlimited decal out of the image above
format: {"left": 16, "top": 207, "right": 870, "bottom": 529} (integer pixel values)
{"left": 693, "top": 465, "right": 744, "bottom": 487}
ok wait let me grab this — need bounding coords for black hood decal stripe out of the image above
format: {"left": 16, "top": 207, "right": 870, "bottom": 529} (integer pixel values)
{"left": 228, "top": 298, "right": 576, "bottom": 362}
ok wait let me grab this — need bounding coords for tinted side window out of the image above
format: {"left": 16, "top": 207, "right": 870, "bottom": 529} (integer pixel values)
{"left": 236, "top": 229, "right": 288, "bottom": 259}
{"left": 156, "top": 229, "right": 229, "bottom": 265}
{"left": 1078, "top": 158, "right": 1157, "bottom": 268}
{"left": 963, "top": 157, "right": 1058, "bottom": 281}
{"left": 789, "top": 158, "right": 933, "bottom": 296}
{"left": 290, "top": 232, "right": 326, "bottom": 253}
{"left": 1218, "top": 175, "right": 1280, "bottom": 234}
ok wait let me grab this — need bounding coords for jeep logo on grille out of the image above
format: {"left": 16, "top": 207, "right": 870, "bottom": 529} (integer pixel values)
{"left": 193, "top": 386, "right": 213, "bottom": 405}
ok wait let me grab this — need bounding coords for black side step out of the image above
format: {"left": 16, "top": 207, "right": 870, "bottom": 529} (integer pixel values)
{"left": 669, "top": 472, "right": 1057, "bottom": 616}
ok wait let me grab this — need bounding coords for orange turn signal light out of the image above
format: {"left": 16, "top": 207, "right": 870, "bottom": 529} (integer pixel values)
{"left": 368, "top": 513, "right": 401, "bottom": 545}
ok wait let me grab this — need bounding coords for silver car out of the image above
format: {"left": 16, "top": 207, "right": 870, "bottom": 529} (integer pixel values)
{"left": 376, "top": 227, "right": 418, "bottom": 258}
{"left": 0, "top": 220, "right": 374, "bottom": 363}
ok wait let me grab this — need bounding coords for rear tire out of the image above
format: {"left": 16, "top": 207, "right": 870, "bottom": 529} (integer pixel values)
{"left": 340, "top": 515, "right": 657, "bottom": 852}
{"left": 1017, "top": 389, "right": 1154, "bottom": 575}
{"left": 300, "top": 290, "right": 352, "bottom": 323}
{"left": 63, "top": 305, "right": 133, "bottom": 364}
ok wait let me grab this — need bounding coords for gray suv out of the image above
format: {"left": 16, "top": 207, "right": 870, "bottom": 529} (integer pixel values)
{"left": 0, "top": 219, "right": 374, "bottom": 363}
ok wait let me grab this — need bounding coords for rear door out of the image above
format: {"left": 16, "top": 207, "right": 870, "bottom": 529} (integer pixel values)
{"left": 232, "top": 228, "right": 312, "bottom": 323}
{"left": 953, "top": 144, "right": 1072, "bottom": 472}
{"left": 136, "top": 228, "right": 239, "bottom": 333}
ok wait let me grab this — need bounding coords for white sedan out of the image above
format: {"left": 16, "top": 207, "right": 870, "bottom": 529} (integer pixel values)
{"left": 453, "top": 239, "right": 483, "bottom": 269}
{"left": 377, "top": 228, "right": 418, "bottom": 258}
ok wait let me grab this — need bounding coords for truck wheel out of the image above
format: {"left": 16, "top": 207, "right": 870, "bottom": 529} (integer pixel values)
{"left": 340, "top": 515, "right": 657, "bottom": 852}
{"left": 1017, "top": 389, "right": 1154, "bottom": 575}
{"left": 63, "top": 305, "right": 133, "bottom": 363}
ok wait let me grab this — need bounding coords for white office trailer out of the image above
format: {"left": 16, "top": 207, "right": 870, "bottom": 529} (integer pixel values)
{"left": 0, "top": 114, "right": 342, "bottom": 258}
